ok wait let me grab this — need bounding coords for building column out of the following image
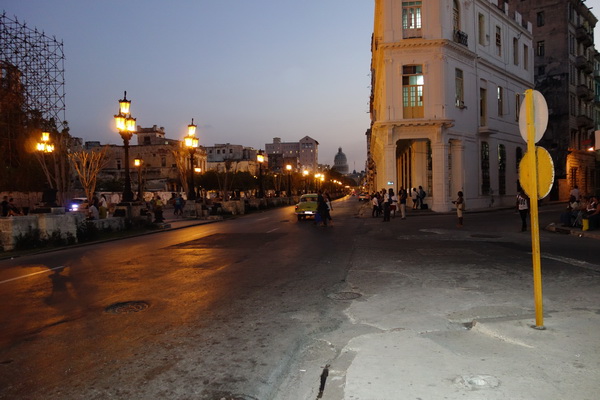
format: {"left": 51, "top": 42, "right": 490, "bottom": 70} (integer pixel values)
{"left": 431, "top": 141, "right": 450, "bottom": 212}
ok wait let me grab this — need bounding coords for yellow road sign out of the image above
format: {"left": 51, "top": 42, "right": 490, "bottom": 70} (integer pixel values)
{"left": 519, "top": 146, "right": 554, "bottom": 200}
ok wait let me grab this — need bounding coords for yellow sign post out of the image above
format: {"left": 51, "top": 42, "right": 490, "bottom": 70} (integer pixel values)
{"left": 518, "top": 89, "right": 554, "bottom": 329}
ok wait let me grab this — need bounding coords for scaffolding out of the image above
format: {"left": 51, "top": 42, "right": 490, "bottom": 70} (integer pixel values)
{"left": 0, "top": 11, "right": 66, "bottom": 129}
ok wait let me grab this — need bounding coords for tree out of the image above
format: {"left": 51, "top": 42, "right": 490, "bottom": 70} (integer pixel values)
{"left": 68, "top": 146, "right": 109, "bottom": 203}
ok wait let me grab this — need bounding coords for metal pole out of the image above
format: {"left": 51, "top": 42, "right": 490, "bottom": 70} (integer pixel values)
{"left": 188, "top": 151, "right": 196, "bottom": 200}
{"left": 122, "top": 135, "right": 134, "bottom": 202}
{"left": 525, "top": 89, "right": 544, "bottom": 329}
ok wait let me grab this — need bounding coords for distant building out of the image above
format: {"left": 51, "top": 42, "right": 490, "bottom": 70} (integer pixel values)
{"left": 204, "top": 143, "right": 260, "bottom": 174}
{"left": 98, "top": 125, "right": 206, "bottom": 192}
{"left": 509, "top": 0, "right": 599, "bottom": 199}
{"left": 265, "top": 136, "right": 319, "bottom": 173}
{"left": 332, "top": 147, "right": 349, "bottom": 175}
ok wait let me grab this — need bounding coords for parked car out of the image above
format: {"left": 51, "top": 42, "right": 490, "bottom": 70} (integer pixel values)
{"left": 295, "top": 193, "right": 319, "bottom": 221}
{"left": 358, "top": 192, "right": 370, "bottom": 201}
{"left": 68, "top": 197, "right": 88, "bottom": 212}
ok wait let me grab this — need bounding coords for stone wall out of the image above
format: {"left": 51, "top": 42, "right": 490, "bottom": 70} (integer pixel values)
{"left": 0, "top": 213, "right": 125, "bottom": 252}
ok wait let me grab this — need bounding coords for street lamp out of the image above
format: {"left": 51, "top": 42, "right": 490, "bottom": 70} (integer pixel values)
{"left": 194, "top": 167, "right": 202, "bottom": 200}
{"left": 36, "top": 131, "right": 54, "bottom": 153}
{"left": 286, "top": 164, "right": 292, "bottom": 197}
{"left": 114, "top": 91, "right": 137, "bottom": 202}
{"left": 184, "top": 118, "right": 199, "bottom": 201}
{"left": 257, "top": 150, "right": 265, "bottom": 198}
{"left": 302, "top": 170, "right": 309, "bottom": 193}
{"left": 134, "top": 158, "right": 143, "bottom": 201}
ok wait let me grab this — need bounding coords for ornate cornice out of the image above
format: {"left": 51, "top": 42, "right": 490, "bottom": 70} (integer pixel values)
{"left": 373, "top": 119, "right": 454, "bottom": 130}
{"left": 379, "top": 39, "right": 475, "bottom": 60}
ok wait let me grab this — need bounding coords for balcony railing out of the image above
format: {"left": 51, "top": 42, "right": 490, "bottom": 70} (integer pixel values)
{"left": 453, "top": 30, "right": 468, "bottom": 46}
{"left": 576, "top": 25, "right": 593, "bottom": 48}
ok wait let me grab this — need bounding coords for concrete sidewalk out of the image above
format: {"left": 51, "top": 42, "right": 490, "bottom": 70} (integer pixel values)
{"left": 285, "top": 203, "right": 599, "bottom": 400}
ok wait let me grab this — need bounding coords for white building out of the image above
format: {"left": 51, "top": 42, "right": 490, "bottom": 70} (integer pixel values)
{"left": 369, "top": 0, "right": 534, "bottom": 211}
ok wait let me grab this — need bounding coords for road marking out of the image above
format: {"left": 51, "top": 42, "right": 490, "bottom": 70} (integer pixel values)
{"left": 266, "top": 228, "right": 279, "bottom": 233}
{"left": 0, "top": 265, "right": 66, "bottom": 285}
{"left": 541, "top": 253, "right": 600, "bottom": 272}
{"left": 257, "top": 217, "right": 270, "bottom": 221}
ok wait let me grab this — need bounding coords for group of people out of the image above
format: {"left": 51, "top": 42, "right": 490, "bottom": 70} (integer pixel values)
{"left": 371, "top": 187, "right": 421, "bottom": 221}
{"left": 86, "top": 195, "right": 109, "bottom": 220}
{"left": 1, "top": 196, "right": 22, "bottom": 217}
{"left": 559, "top": 185, "right": 599, "bottom": 229}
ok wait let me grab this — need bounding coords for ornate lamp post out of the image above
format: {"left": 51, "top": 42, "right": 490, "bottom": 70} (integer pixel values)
{"left": 257, "top": 150, "right": 265, "bottom": 198}
{"left": 134, "top": 158, "right": 143, "bottom": 201}
{"left": 184, "top": 118, "right": 199, "bottom": 201}
{"left": 286, "top": 164, "right": 292, "bottom": 197}
{"left": 114, "top": 91, "right": 137, "bottom": 202}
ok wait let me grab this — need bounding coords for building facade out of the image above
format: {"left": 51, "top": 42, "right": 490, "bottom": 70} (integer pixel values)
{"left": 97, "top": 125, "right": 207, "bottom": 192}
{"left": 509, "top": 0, "right": 599, "bottom": 199}
{"left": 265, "top": 136, "right": 319, "bottom": 173}
{"left": 204, "top": 143, "right": 260, "bottom": 174}
{"left": 369, "top": 0, "right": 533, "bottom": 211}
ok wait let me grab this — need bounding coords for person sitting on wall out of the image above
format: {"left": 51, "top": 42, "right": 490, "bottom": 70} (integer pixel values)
{"left": 560, "top": 195, "right": 580, "bottom": 227}
{"left": 7, "top": 198, "right": 22, "bottom": 216}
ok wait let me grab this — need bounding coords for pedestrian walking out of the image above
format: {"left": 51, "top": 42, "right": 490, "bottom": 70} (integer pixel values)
{"left": 371, "top": 194, "right": 380, "bottom": 217}
{"left": 398, "top": 187, "right": 407, "bottom": 219}
{"left": 317, "top": 190, "right": 329, "bottom": 227}
{"left": 452, "top": 191, "right": 465, "bottom": 227}
{"left": 411, "top": 188, "right": 419, "bottom": 209}
{"left": 418, "top": 186, "right": 427, "bottom": 209}
{"left": 382, "top": 188, "right": 392, "bottom": 222}
{"left": 516, "top": 190, "right": 529, "bottom": 231}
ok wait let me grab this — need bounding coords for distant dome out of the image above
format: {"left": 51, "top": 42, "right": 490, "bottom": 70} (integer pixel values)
{"left": 333, "top": 147, "right": 349, "bottom": 174}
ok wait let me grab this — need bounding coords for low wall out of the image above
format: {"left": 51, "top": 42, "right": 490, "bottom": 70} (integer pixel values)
{"left": 0, "top": 213, "right": 125, "bottom": 252}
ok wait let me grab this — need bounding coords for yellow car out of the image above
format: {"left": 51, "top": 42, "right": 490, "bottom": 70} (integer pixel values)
{"left": 295, "top": 193, "right": 319, "bottom": 221}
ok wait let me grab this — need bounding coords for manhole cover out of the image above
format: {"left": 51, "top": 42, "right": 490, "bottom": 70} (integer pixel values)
{"left": 105, "top": 301, "right": 149, "bottom": 314}
{"left": 328, "top": 292, "right": 362, "bottom": 300}
{"left": 470, "top": 234, "right": 501, "bottom": 239}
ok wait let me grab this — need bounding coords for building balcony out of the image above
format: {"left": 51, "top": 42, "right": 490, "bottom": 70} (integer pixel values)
{"left": 576, "top": 84, "right": 595, "bottom": 101}
{"left": 576, "top": 114, "right": 594, "bottom": 129}
{"left": 575, "top": 55, "right": 594, "bottom": 74}
{"left": 453, "top": 30, "right": 468, "bottom": 46}
{"left": 576, "top": 26, "right": 594, "bottom": 48}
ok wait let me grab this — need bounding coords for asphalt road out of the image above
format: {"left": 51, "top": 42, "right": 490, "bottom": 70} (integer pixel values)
{"left": 0, "top": 198, "right": 597, "bottom": 399}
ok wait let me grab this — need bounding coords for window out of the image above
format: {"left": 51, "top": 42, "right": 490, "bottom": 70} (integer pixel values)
{"left": 478, "top": 14, "right": 485, "bottom": 45}
{"left": 537, "top": 41, "right": 545, "bottom": 56}
{"left": 515, "top": 93, "right": 521, "bottom": 121}
{"left": 497, "top": 86, "right": 504, "bottom": 116}
{"left": 570, "top": 64, "right": 576, "bottom": 85}
{"left": 524, "top": 44, "right": 529, "bottom": 70}
{"left": 569, "top": 34, "right": 575, "bottom": 55}
{"left": 453, "top": 0, "right": 460, "bottom": 32}
{"left": 455, "top": 69, "right": 464, "bottom": 108}
{"left": 161, "top": 157, "right": 166, "bottom": 167}
{"left": 496, "top": 26, "right": 502, "bottom": 56}
{"left": 536, "top": 11, "right": 545, "bottom": 27}
{"left": 402, "top": 65, "right": 424, "bottom": 118}
{"left": 513, "top": 37, "right": 519, "bottom": 65}
{"left": 570, "top": 94, "right": 576, "bottom": 116}
{"left": 117, "top": 160, "right": 122, "bottom": 170}
{"left": 498, "top": 144, "right": 506, "bottom": 195}
{"left": 481, "top": 142, "right": 490, "bottom": 195}
{"left": 402, "top": 1, "right": 422, "bottom": 38}
{"left": 480, "top": 87, "right": 487, "bottom": 126}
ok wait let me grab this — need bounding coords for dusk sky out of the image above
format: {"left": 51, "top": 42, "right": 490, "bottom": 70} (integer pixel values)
{"left": 3, "top": 1, "right": 374, "bottom": 172}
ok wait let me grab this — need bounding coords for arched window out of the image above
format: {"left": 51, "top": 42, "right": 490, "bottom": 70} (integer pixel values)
{"left": 481, "top": 142, "right": 490, "bottom": 195}
{"left": 498, "top": 144, "right": 506, "bottom": 195}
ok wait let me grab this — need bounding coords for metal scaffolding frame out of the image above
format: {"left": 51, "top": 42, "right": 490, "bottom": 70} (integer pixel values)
{"left": 0, "top": 11, "right": 66, "bottom": 129}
